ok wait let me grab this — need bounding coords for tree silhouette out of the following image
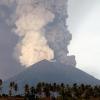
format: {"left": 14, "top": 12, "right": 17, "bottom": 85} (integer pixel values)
{"left": 9, "top": 81, "right": 15, "bottom": 96}
{"left": 14, "top": 83, "right": 18, "bottom": 96}
{"left": 24, "top": 84, "right": 30, "bottom": 100}
{"left": 0, "top": 81, "right": 100, "bottom": 99}
{"left": 0, "top": 79, "right": 2, "bottom": 96}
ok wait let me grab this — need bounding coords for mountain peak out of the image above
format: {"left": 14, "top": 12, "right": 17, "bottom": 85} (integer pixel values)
{"left": 4, "top": 60, "right": 100, "bottom": 86}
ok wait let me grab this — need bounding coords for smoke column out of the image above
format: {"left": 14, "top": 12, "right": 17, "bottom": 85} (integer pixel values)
{"left": 44, "top": 0, "right": 76, "bottom": 66}
{"left": 1, "top": 0, "right": 76, "bottom": 67}
{"left": 14, "top": 1, "right": 55, "bottom": 67}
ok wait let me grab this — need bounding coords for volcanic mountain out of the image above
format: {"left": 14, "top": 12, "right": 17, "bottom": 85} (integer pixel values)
{"left": 5, "top": 60, "right": 100, "bottom": 85}
{"left": 3, "top": 60, "right": 100, "bottom": 94}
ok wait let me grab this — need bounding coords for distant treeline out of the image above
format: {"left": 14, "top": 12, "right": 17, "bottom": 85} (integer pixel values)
{"left": 0, "top": 79, "right": 100, "bottom": 100}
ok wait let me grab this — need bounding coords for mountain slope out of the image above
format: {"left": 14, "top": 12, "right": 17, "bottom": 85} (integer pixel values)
{"left": 3, "top": 60, "right": 100, "bottom": 94}
{"left": 6, "top": 60, "right": 100, "bottom": 85}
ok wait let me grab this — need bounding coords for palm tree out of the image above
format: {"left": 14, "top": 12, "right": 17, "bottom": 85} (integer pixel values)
{"left": 30, "top": 86, "right": 35, "bottom": 95}
{"left": 24, "top": 84, "right": 30, "bottom": 100}
{"left": 14, "top": 83, "right": 18, "bottom": 96}
{"left": 30, "top": 86, "right": 35, "bottom": 100}
{"left": 0, "top": 79, "right": 2, "bottom": 96}
{"left": 24, "top": 84, "right": 30, "bottom": 95}
{"left": 9, "top": 81, "right": 15, "bottom": 96}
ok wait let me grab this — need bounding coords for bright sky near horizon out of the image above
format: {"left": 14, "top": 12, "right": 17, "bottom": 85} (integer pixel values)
{"left": 68, "top": 0, "right": 100, "bottom": 79}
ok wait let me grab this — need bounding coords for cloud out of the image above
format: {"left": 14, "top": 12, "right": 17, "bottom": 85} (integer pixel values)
{"left": 0, "top": 0, "right": 76, "bottom": 67}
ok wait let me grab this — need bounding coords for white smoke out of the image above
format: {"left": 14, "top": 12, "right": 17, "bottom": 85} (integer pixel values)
{"left": 0, "top": 0, "right": 76, "bottom": 67}
{"left": 14, "top": 1, "right": 55, "bottom": 67}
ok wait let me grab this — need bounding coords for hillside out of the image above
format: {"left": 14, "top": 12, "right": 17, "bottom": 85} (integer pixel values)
{"left": 6, "top": 60, "right": 100, "bottom": 85}
{"left": 3, "top": 60, "right": 100, "bottom": 94}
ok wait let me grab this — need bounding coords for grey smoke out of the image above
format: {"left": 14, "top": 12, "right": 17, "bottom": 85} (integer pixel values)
{"left": 0, "top": 0, "right": 76, "bottom": 67}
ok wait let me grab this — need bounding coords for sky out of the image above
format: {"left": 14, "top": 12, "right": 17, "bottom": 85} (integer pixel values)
{"left": 68, "top": 0, "right": 100, "bottom": 79}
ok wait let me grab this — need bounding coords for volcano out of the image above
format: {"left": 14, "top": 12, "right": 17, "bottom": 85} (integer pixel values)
{"left": 3, "top": 60, "right": 100, "bottom": 94}
{"left": 5, "top": 60, "right": 100, "bottom": 86}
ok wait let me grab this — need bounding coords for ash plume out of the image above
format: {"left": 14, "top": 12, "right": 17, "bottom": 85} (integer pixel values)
{"left": 1, "top": 0, "right": 76, "bottom": 67}
{"left": 14, "top": 1, "right": 55, "bottom": 67}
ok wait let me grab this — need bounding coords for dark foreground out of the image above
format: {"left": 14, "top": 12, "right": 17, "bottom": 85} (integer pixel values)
{"left": 0, "top": 96, "right": 100, "bottom": 100}
{"left": 0, "top": 82, "right": 100, "bottom": 100}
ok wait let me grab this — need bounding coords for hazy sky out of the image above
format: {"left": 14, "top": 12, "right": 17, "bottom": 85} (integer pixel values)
{"left": 68, "top": 0, "right": 100, "bottom": 79}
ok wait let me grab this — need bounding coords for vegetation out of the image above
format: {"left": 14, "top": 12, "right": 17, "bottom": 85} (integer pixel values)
{"left": 0, "top": 79, "right": 100, "bottom": 100}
